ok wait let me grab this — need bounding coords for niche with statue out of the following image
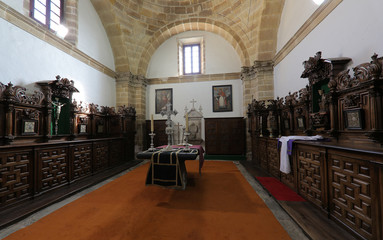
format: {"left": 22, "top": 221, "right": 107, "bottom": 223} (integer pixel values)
{"left": 37, "top": 75, "right": 79, "bottom": 136}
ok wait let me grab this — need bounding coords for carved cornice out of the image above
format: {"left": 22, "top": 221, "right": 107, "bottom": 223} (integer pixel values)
{"left": 1, "top": 82, "right": 44, "bottom": 105}
{"left": 329, "top": 53, "right": 383, "bottom": 92}
{"left": 116, "top": 72, "right": 148, "bottom": 87}
{"left": 241, "top": 61, "right": 274, "bottom": 80}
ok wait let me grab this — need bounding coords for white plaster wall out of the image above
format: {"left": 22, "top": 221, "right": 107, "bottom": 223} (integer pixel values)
{"left": 0, "top": 0, "right": 24, "bottom": 13}
{"left": 146, "top": 79, "right": 243, "bottom": 140}
{"left": 277, "top": 0, "right": 318, "bottom": 52}
{"left": 0, "top": 17, "right": 116, "bottom": 106}
{"left": 78, "top": 0, "right": 115, "bottom": 70}
{"left": 275, "top": 0, "right": 383, "bottom": 98}
{"left": 146, "top": 31, "right": 242, "bottom": 78}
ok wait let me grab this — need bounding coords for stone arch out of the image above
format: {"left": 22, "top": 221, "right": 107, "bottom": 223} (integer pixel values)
{"left": 137, "top": 18, "right": 251, "bottom": 76}
{"left": 90, "top": 0, "right": 130, "bottom": 72}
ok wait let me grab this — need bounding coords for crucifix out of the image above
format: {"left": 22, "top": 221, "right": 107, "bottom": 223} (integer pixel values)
{"left": 190, "top": 99, "right": 197, "bottom": 110}
{"left": 160, "top": 102, "right": 178, "bottom": 150}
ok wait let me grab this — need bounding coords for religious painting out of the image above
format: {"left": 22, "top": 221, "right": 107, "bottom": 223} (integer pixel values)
{"left": 97, "top": 124, "right": 104, "bottom": 134}
{"left": 22, "top": 119, "right": 38, "bottom": 135}
{"left": 155, "top": 88, "right": 173, "bottom": 114}
{"left": 79, "top": 124, "right": 87, "bottom": 134}
{"left": 344, "top": 109, "right": 363, "bottom": 129}
{"left": 284, "top": 119, "right": 290, "bottom": 130}
{"left": 296, "top": 116, "right": 305, "bottom": 130}
{"left": 212, "top": 85, "right": 232, "bottom": 112}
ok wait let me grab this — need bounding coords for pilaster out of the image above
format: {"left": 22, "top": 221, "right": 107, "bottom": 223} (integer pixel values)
{"left": 116, "top": 72, "right": 148, "bottom": 153}
{"left": 241, "top": 60, "right": 274, "bottom": 161}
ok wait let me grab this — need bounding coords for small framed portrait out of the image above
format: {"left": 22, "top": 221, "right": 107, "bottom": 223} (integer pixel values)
{"left": 296, "top": 116, "right": 305, "bottom": 130}
{"left": 79, "top": 124, "right": 87, "bottom": 134}
{"left": 344, "top": 109, "right": 363, "bottom": 129}
{"left": 284, "top": 119, "right": 290, "bottom": 130}
{"left": 97, "top": 125, "right": 104, "bottom": 134}
{"left": 212, "top": 85, "right": 233, "bottom": 112}
{"left": 155, "top": 88, "right": 173, "bottom": 114}
{"left": 22, "top": 119, "right": 38, "bottom": 135}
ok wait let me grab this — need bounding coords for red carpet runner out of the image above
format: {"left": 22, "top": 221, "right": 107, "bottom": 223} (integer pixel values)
{"left": 5, "top": 161, "right": 292, "bottom": 240}
{"left": 256, "top": 177, "right": 306, "bottom": 201}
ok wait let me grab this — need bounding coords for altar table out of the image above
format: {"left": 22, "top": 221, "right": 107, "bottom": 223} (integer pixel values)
{"left": 136, "top": 145, "right": 204, "bottom": 190}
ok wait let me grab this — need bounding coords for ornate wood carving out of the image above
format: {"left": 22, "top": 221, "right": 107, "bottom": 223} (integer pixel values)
{"left": 72, "top": 144, "right": 92, "bottom": 180}
{"left": 259, "top": 139, "right": 268, "bottom": 171}
{"left": 267, "top": 139, "right": 279, "bottom": 178}
{"left": 343, "top": 93, "right": 361, "bottom": 109}
{"left": 297, "top": 146, "right": 323, "bottom": 208}
{"left": 0, "top": 150, "right": 32, "bottom": 206}
{"left": 1, "top": 83, "right": 44, "bottom": 105}
{"left": 93, "top": 142, "right": 109, "bottom": 172}
{"left": 301, "top": 51, "right": 332, "bottom": 85}
{"left": 49, "top": 75, "right": 79, "bottom": 99}
{"left": 328, "top": 152, "right": 374, "bottom": 240}
{"left": 38, "top": 148, "right": 68, "bottom": 192}
{"left": 72, "top": 99, "right": 88, "bottom": 113}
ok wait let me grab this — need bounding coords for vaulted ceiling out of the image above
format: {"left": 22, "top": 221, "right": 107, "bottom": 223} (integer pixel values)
{"left": 90, "top": 0, "right": 284, "bottom": 76}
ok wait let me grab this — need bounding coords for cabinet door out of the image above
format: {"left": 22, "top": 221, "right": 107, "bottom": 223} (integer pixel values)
{"left": 205, "top": 118, "right": 245, "bottom": 155}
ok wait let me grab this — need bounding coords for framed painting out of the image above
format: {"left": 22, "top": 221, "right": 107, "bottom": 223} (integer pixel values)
{"left": 22, "top": 119, "right": 38, "bottom": 135}
{"left": 97, "top": 125, "right": 104, "bottom": 134}
{"left": 296, "top": 116, "right": 305, "bottom": 130}
{"left": 155, "top": 88, "right": 173, "bottom": 114}
{"left": 79, "top": 124, "right": 87, "bottom": 134}
{"left": 212, "top": 85, "right": 233, "bottom": 112}
{"left": 284, "top": 119, "right": 290, "bottom": 130}
{"left": 344, "top": 109, "right": 363, "bottom": 129}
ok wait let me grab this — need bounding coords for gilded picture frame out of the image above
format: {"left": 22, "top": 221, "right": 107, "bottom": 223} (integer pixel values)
{"left": 22, "top": 119, "right": 38, "bottom": 135}
{"left": 344, "top": 109, "right": 363, "bottom": 130}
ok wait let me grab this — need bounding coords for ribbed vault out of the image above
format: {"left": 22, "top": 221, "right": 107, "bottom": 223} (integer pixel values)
{"left": 90, "top": 0, "right": 284, "bottom": 75}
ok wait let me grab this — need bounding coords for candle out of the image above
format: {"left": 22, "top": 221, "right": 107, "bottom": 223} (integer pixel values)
{"left": 185, "top": 113, "right": 189, "bottom": 132}
{"left": 151, "top": 114, "right": 154, "bottom": 132}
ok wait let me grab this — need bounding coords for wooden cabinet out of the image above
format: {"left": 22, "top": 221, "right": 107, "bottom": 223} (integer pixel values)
{"left": 251, "top": 137, "right": 383, "bottom": 240}
{"left": 0, "top": 138, "right": 133, "bottom": 211}
{"left": 205, "top": 118, "right": 245, "bottom": 155}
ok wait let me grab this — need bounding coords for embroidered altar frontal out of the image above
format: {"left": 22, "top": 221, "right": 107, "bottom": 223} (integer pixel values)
{"left": 137, "top": 149, "right": 199, "bottom": 189}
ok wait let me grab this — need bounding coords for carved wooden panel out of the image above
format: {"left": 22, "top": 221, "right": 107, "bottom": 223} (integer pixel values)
{"left": 0, "top": 150, "right": 32, "bottom": 206}
{"left": 109, "top": 140, "right": 122, "bottom": 166}
{"left": 71, "top": 144, "right": 92, "bottom": 181}
{"left": 93, "top": 141, "right": 109, "bottom": 172}
{"left": 328, "top": 151, "right": 375, "bottom": 240}
{"left": 267, "top": 139, "right": 280, "bottom": 178}
{"left": 281, "top": 172, "right": 295, "bottom": 190}
{"left": 297, "top": 146, "right": 324, "bottom": 208}
{"left": 38, "top": 148, "right": 68, "bottom": 193}
{"left": 259, "top": 138, "right": 268, "bottom": 171}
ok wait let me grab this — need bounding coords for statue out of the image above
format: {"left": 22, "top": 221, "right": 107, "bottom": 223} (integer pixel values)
{"left": 318, "top": 90, "right": 326, "bottom": 112}
{"left": 52, "top": 98, "right": 66, "bottom": 135}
